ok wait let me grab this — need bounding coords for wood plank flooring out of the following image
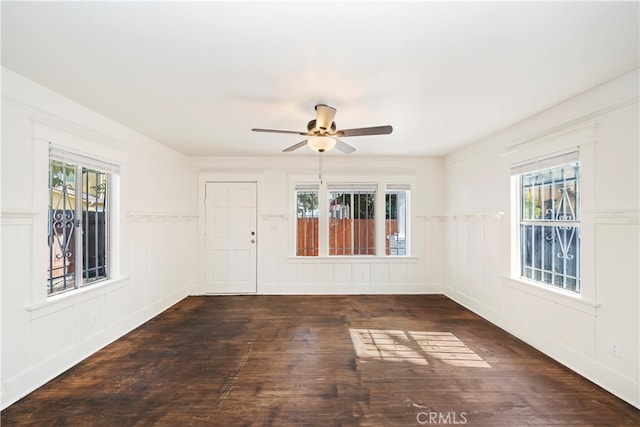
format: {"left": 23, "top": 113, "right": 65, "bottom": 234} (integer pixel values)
{"left": 2, "top": 295, "right": 638, "bottom": 426}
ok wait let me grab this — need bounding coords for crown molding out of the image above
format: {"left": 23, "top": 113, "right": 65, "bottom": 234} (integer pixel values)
{"left": 505, "top": 95, "right": 639, "bottom": 153}
{"left": 2, "top": 94, "right": 126, "bottom": 149}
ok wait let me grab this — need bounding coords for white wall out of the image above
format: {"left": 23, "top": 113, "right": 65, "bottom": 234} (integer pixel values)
{"left": 441, "top": 69, "right": 639, "bottom": 407}
{"left": 1, "top": 69, "right": 198, "bottom": 409}
{"left": 192, "top": 155, "right": 445, "bottom": 295}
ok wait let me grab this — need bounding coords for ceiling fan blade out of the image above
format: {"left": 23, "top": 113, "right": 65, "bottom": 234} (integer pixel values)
{"left": 334, "top": 139, "right": 355, "bottom": 154}
{"left": 335, "top": 125, "right": 393, "bottom": 138}
{"left": 282, "top": 140, "right": 308, "bottom": 152}
{"left": 315, "top": 104, "right": 337, "bottom": 131}
{"left": 252, "top": 128, "right": 308, "bottom": 136}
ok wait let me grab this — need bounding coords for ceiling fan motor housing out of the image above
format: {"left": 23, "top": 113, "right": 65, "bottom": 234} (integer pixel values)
{"left": 307, "top": 119, "right": 337, "bottom": 135}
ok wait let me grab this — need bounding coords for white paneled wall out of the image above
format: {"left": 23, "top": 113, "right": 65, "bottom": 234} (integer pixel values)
{"left": 442, "top": 214, "right": 505, "bottom": 314}
{"left": 127, "top": 214, "right": 198, "bottom": 313}
{"left": 1, "top": 69, "right": 197, "bottom": 409}
{"left": 442, "top": 69, "right": 639, "bottom": 407}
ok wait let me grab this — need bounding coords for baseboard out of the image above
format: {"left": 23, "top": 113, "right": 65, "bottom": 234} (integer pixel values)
{"left": 259, "top": 282, "right": 444, "bottom": 295}
{"left": 1, "top": 286, "right": 191, "bottom": 410}
{"left": 444, "top": 288, "right": 640, "bottom": 409}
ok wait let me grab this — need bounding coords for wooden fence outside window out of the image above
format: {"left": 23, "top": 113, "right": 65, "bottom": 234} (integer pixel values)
{"left": 296, "top": 218, "right": 398, "bottom": 256}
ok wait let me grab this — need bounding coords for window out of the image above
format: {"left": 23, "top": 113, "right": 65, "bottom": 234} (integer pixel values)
{"left": 293, "top": 181, "right": 410, "bottom": 257}
{"left": 329, "top": 185, "right": 376, "bottom": 255}
{"left": 296, "top": 185, "right": 319, "bottom": 256}
{"left": 47, "top": 148, "right": 116, "bottom": 296}
{"left": 386, "top": 185, "right": 408, "bottom": 256}
{"left": 514, "top": 154, "right": 580, "bottom": 292}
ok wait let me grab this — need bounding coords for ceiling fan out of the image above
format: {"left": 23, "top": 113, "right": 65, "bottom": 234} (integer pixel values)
{"left": 251, "top": 104, "right": 393, "bottom": 153}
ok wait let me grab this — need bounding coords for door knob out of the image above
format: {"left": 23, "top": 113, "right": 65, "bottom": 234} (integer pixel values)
{"left": 251, "top": 239, "right": 256, "bottom": 243}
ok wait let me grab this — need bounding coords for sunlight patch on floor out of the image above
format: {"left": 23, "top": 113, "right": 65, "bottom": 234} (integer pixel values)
{"left": 349, "top": 329, "right": 491, "bottom": 368}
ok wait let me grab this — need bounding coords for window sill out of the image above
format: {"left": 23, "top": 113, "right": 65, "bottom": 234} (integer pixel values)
{"left": 288, "top": 256, "right": 419, "bottom": 263}
{"left": 503, "top": 275, "right": 600, "bottom": 316}
{"left": 26, "top": 277, "right": 130, "bottom": 319}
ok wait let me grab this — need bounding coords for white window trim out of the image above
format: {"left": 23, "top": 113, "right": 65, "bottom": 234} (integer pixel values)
{"left": 31, "top": 122, "right": 123, "bottom": 308}
{"left": 506, "top": 122, "right": 596, "bottom": 304}
{"left": 49, "top": 145, "right": 120, "bottom": 174}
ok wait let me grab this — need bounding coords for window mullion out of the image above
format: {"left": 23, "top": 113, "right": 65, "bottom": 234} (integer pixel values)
{"left": 348, "top": 191, "right": 353, "bottom": 255}
{"left": 75, "top": 164, "right": 84, "bottom": 289}
{"left": 48, "top": 164, "right": 54, "bottom": 294}
{"left": 318, "top": 183, "right": 328, "bottom": 256}
{"left": 376, "top": 186, "right": 387, "bottom": 256}
{"left": 104, "top": 174, "right": 110, "bottom": 277}
{"left": 85, "top": 168, "right": 91, "bottom": 282}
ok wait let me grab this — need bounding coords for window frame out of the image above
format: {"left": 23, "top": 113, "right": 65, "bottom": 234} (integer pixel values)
{"left": 514, "top": 159, "right": 581, "bottom": 292}
{"left": 385, "top": 184, "right": 410, "bottom": 256}
{"left": 517, "top": 161, "right": 582, "bottom": 294}
{"left": 505, "top": 124, "right": 598, "bottom": 308}
{"left": 47, "top": 145, "right": 119, "bottom": 297}
{"left": 295, "top": 185, "right": 320, "bottom": 256}
{"left": 328, "top": 184, "right": 377, "bottom": 256}
{"left": 292, "top": 177, "right": 412, "bottom": 258}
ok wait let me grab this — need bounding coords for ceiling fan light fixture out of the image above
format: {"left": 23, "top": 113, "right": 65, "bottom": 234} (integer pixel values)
{"left": 307, "top": 136, "right": 336, "bottom": 152}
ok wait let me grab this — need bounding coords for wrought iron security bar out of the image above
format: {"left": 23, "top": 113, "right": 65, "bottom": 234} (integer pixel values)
{"left": 520, "top": 162, "right": 580, "bottom": 292}
{"left": 48, "top": 159, "right": 109, "bottom": 295}
{"left": 329, "top": 190, "right": 376, "bottom": 255}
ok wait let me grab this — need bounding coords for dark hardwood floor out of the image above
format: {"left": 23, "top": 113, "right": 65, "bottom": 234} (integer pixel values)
{"left": 2, "top": 295, "right": 638, "bottom": 426}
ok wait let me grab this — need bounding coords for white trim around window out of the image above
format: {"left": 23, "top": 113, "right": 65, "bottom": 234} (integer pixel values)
{"left": 31, "top": 121, "right": 123, "bottom": 307}
{"left": 505, "top": 122, "right": 596, "bottom": 304}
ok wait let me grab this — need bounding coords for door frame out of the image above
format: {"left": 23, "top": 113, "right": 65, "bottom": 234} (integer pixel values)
{"left": 198, "top": 173, "right": 262, "bottom": 295}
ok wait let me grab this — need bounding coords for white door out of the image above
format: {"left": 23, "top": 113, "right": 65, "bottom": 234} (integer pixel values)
{"left": 204, "top": 182, "right": 257, "bottom": 293}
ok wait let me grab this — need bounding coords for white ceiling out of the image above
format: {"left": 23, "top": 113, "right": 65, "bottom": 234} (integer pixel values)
{"left": 2, "top": 1, "right": 638, "bottom": 157}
